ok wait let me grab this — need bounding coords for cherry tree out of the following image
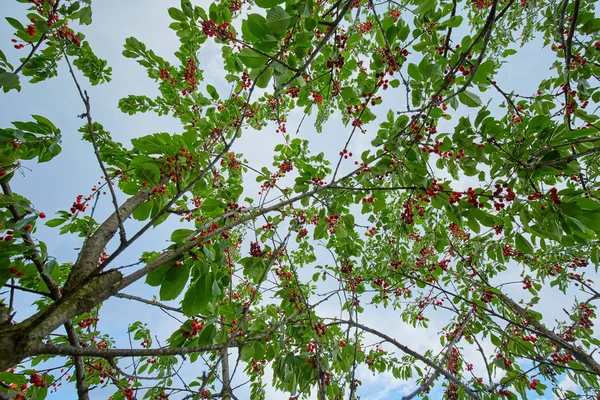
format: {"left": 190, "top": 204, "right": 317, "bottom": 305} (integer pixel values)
{"left": 0, "top": 0, "right": 599, "bottom": 399}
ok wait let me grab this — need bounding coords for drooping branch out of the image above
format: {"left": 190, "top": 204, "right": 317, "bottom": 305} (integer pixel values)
{"left": 329, "top": 319, "right": 483, "bottom": 400}
{"left": 493, "top": 290, "right": 600, "bottom": 374}
{"left": 402, "top": 312, "right": 473, "bottom": 400}
{"left": 13, "top": 0, "right": 61, "bottom": 75}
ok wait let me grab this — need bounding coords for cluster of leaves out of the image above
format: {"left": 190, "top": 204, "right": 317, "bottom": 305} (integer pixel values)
{"left": 0, "top": 0, "right": 599, "bottom": 399}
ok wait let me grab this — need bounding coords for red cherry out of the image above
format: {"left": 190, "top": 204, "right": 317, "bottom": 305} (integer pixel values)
{"left": 0, "top": 171, "right": 5, "bottom": 176}
{"left": 9, "top": 267, "right": 18, "bottom": 274}
{"left": 39, "top": 212, "right": 46, "bottom": 218}
{"left": 529, "top": 379, "right": 538, "bottom": 389}
{"left": 25, "top": 224, "right": 33, "bottom": 231}
{"left": 5, "top": 235, "right": 13, "bottom": 242}
{"left": 12, "top": 142, "right": 19, "bottom": 149}
{"left": 16, "top": 272, "right": 23, "bottom": 277}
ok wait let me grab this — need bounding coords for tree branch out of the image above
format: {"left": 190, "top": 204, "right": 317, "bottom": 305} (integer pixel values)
{"left": 329, "top": 319, "right": 482, "bottom": 400}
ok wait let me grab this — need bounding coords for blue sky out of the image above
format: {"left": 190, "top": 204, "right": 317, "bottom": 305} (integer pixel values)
{"left": 1, "top": 0, "right": 597, "bottom": 399}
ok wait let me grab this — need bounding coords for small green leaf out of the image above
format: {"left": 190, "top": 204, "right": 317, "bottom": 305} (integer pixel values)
{"left": 206, "top": 84, "right": 219, "bottom": 100}
{"left": 445, "top": 15, "right": 463, "bottom": 28}
{"left": 168, "top": 7, "right": 187, "bottom": 21}
{"left": 0, "top": 194, "right": 16, "bottom": 208}
{"left": 458, "top": 90, "right": 482, "bottom": 107}
{"left": 5, "top": 17, "right": 24, "bottom": 31}
{"left": 515, "top": 233, "right": 534, "bottom": 255}
{"left": 0, "top": 72, "right": 20, "bottom": 92}
{"left": 255, "top": 66, "right": 273, "bottom": 88}
{"left": 414, "top": 0, "right": 436, "bottom": 15}
{"left": 171, "top": 229, "right": 193, "bottom": 243}
{"left": 46, "top": 218, "right": 67, "bottom": 228}
{"left": 254, "top": 0, "right": 285, "bottom": 8}
{"left": 239, "top": 48, "right": 268, "bottom": 69}
{"left": 407, "top": 63, "right": 422, "bottom": 81}
{"left": 79, "top": 6, "right": 93, "bottom": 24}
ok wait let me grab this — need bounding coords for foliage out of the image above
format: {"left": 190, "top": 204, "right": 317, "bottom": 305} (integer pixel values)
{"left": 1, "top": 0, "right": 600, "bottom": 399}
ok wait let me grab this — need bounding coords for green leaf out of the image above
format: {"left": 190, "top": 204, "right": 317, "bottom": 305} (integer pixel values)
{"left": 407, "top": 63, "right": 422, "bottom": 81}
{"left": 169, "top": 7, "right": 187, "bottom": 21}
{"left": 206, "top": 84, "right": 219, "bottom": 100}
{"left": 138, "top": 163, "right": 160, "bottom": 185}
{"left": 201, "top": 198, "right": 222, "bottom": 214}
{"left": 255, "top": 66, "right": 273, "bottom": 88}
{"left": 132, "top": 200, "right": 153, "bottom": 221}
{"left": 515, "top": 233, "right": 534, "bottom": 255}
{"left": 182, "top": 272, "right": 213, "bottom": 316}
{"left": 247, "top": 14, "right": 268, "bottom": 38}
{"left": 45, "top": 218, "right": 67, "bottom": 228}
{"left": 0, "top": 194, "right": 16, "bottom": 208}
{"left": 79, "top": 6, "right": 93, "bottom": 24}
{"left": 0, "top": 72, "right": 20, "bottom": 92}
{"left": 458, "top": 90, "right": 482, "bottom": 107}
{"left": 266, "top": 6, "right": 291, "bottom": 35}
{"left": 254, "top": 0, "right": 285, "bottom": 8}
{"left": 414, "top": 0, "right": 436, "bottom": 15}
{"left": 160, "top": 264, "right": 191, "bottom": 301}
{"left": 5, "top": 17, "right": 24, "bottom": 31}
{"left": 146, "top": 264, "right": 170, "bottom": 287}
{"left": 239, "top": 48, "right": 268, "bottom": 69}
{"left": 469, "top": 208, "right": 496, "bottom": 227}
{"left": 445, "top": 15, "right": 463, "bottom": 28}
{"left": 171, "top": 229, "right": 193, "bottom": 243}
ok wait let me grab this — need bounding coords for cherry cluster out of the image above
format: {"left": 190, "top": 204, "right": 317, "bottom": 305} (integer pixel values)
{"left": 502, "top": 245, "right": 523, "bottom": 259}
{"left": 324, "top": 213, "right": 339, "bottom": 234}
{"left": 8, "top": 265, "right": 24, "bottom": 277}
{"left": 124, "top": 387, "right": 134, "bottom": 400}
{"left": 311, "top": 176, "right": 326, "bottom": 186}
{"left": 182, "top": 58, "right": 198, "bottom": 95}
{"left": 465, "top": 187, "right": 483, "bottom": 208}
{"left": 278, "top": 160, "right": 293, "bottom": 173}
{"left": 311, "top": 91, "right": 323, "bottom": 104}
{"left": 200, "top": 20, "right": 232, "bottom": 40}
{"left": 77, "top": 317, "right": 99, "bottom": 329}
{"left": 401, "top": 201, "right": 414, "bottom": 224}
{"left": 364, "top": 226, "right": 376, "bottom": 237}
{"left": 182, "top": 319, "right": 205, "bottom": 338}
{"left": 313, "top": 323, "right": 327, "bottom": 337}
{"left": 274, "top": 265, "right": 293, "bottom": 281}
{"left": 250, "top": 241, "right": 264, "bottom": 257}
{"left": 57, "top": 25, "right": 81, "bottom": 46}
{"left": 357, "top": 21, "right": 372, "bottom": 35}
{"left": 250, "top": 359, "right": 266, "bottom": 373}
{"left": 29, "top": 373, "right": 46, "bottom": 388}
{"left": 71, "top": 194, "right": 91, "bottom": 214}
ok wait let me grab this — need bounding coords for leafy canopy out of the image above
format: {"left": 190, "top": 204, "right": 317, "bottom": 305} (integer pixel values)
{"left": 0, "top": 0, "right": 600, "bottom": 399}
